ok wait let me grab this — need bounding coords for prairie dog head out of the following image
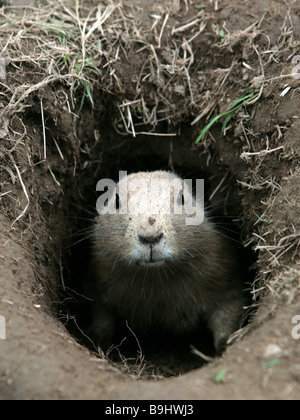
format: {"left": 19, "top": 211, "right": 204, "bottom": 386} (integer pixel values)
{"left": 94, "top": 171, "right": 207, "bottom": 268}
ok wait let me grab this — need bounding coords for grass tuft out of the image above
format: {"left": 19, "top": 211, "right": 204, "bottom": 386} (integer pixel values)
{"left": 195, "top": 92, "right": 258, "bottom": 144}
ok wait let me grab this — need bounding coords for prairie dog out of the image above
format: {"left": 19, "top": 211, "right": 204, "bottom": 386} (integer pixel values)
{"left": 89, "top": 171, "right": 247, "bottom": 353}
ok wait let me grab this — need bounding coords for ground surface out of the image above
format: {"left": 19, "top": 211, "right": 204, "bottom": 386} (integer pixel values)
{"left": 0, "top": 0, "right": 300, "bottom": 399}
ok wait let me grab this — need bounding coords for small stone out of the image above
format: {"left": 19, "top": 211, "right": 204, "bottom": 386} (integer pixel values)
{"left": 264, "top": 344, "right": 282, "bottom": 359}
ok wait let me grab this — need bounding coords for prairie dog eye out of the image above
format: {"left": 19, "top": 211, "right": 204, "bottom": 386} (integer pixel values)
{"left": 177, "top": 189, "right": 184, "bottom": 206}
{"left": 115, "top": 193, "right": 121, "bottom": 210}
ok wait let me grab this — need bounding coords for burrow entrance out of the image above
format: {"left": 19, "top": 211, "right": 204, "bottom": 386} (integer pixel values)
{"left": 57, "top": 105, "right": 257, "bottom": 378}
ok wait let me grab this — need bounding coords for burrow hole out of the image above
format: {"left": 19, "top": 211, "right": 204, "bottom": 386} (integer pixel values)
{"left": 58, "top": 107, "right": 257, "bottom": 378}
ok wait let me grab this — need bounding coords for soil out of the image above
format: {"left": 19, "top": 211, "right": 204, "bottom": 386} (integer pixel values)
{"left": 0, "top": 0, "right": 300, "bottom": 400}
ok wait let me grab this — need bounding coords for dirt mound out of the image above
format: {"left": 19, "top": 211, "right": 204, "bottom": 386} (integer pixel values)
{"left": 0, "top": 0, "right": 299, "bottom": 399}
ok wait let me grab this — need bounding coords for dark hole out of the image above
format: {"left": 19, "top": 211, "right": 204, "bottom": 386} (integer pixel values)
{"left": 58, "top": 117, "right": 257, "bottom": 378}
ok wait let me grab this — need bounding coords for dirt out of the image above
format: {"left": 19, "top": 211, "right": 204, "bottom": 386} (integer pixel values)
{"left": 0, "top": 0, "right": 300, "bottom": 400}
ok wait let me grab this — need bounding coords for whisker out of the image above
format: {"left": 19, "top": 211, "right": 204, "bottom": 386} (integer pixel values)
{"left": 65, "top": 216, "right": 95, "bottom": 222}
{"left": 156, "top": 267, "right": 169, "bottom": 299}
{"left": 69, "top": 202, "right": 96, "bottom": 216}
{"left": 111, "top": 253, "right": 120, "bottom": 273}
{"left": 208, "top": 226, "right": 242, "bottom": 245}
{"left": 165, "top": 263, "right": 175, "bottom": 276}
{"left": 189, "top": 246, "right": 211, "bottom": 262}
{"left": 141, "top": 266, "right": 149, "bottom": 297}
{"left": 184, "top": 249, "right": 195, "bottom": 258}
{"left": 66, "top": 227, "right": 94, "bottom": 239}
{"left": 162, "top": 265, "right": 169, "bottom": 282}
{"left": 64, "top": 235, "right": 92, "bottom": 249}
{"left": 130, "top": 265, "right": 141, "bottom": 288}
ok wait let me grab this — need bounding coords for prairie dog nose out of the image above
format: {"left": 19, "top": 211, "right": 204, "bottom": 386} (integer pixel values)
{"left": 138, "top": 232, "right": 164, "bottom": 246}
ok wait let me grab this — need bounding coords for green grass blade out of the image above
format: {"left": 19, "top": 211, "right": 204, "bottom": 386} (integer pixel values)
{"left": 195, "top": 113, "right": 224, "bottom": 143}
{"left": 83, "top": 81, "right": 94, "bottom": 105}
{"left": 221, "top": 111, "right": 234, "bottom": 132}
{"left": 228, "top": 93, "right": 254, "bottom": 110}
{"left": 263, "top": 359, "right": 279, "bottom": 369}
{"left": 195, "top": 92, "right": 258, "bottom": 143}
{"left": 78, "top": 93, "right": 85, "bottom": 114}
{"left": 215, "top": 368, "right": 226, "bottom": 383}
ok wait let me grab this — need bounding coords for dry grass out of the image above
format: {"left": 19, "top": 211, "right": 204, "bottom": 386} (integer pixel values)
{"left": 1, "top": 0, "right": 299, "bottom": 130}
